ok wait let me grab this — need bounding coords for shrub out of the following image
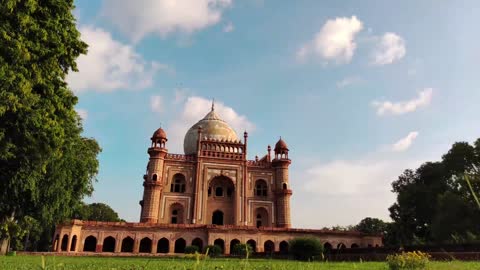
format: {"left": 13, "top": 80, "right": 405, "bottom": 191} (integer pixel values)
{"left": 184, "top": 245, "right": 199, "bottom": 254}
{"left": 203, "top": 245, "right": 222, "bottom": 257}
{"left": 289, "top": 237, "right": 324, "bottom": 261}
{"left": 386, "top": 251, "right": 431, "bottom": 270}
{"left": 231, "top": 243, "right": 253, "bottom": 257}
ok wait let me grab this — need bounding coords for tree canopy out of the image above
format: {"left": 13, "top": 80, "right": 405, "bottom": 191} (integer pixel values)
{"left": 0, "top": 0, "right": 100, "bottom": 253}
{"left": 389, "top": 138, "right": 480, "bottom": 245}
{"left": 74, "top": 203, "right": 123, "bottom": 222}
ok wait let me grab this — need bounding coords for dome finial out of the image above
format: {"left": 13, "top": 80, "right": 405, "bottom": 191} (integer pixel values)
{"left": 211, "top": 98, "right": 215, "bottom": 111}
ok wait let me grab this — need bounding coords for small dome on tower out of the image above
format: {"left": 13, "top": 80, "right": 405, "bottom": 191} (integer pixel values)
{"left": 151, "top": 127, "right": 167, "bottom": 140}
{"left": 274, "top": 137, "right": 288, "bottom": 152}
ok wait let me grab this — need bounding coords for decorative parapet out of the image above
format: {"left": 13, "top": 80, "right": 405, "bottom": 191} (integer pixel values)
{"left": 61, "top": 219, "right": 376, "bottom": 237}
{"left": 165, "top": 154, "right": 196, "bottom": 161}
{"left": 247, "top": 160, "right": 272, "bottom": 168}
{"left": 198, "top": 137, "right": 246, "bottom": 160}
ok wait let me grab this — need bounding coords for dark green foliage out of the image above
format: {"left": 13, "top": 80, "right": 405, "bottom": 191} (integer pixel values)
{"left": 231, "top": 243, "right": 252, "bottom": 257}
{"left": 389, "top": 139, "right": 480, "bottom": 245}
{"left": 355, "top": 217, "right": 387, "bottom": 235}
{"left": 184, "top": 245, "right": 199, "bottom": 254}
{"left": 203, "top": 245, "right": 222, "bottom": 257}
{"left": 289, "top": 237, "right": 324, "bottom": 261}
{"left": 73, "top": 203, "right": 123, "bottom": 222}
{"left": 0, "top": 0, "right": 100, "bottom": 252}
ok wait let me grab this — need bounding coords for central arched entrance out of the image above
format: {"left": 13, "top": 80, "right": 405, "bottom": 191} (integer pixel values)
{"left": 207, "top": 175, "right": 235, "bottom": 225}
{"left": 212, "top": 210, "right": 224, "bottom": 225}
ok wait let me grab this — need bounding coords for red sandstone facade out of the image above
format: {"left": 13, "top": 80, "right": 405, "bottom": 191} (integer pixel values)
{"left": 53, "top": 104, "right": 382, "bottom": 254}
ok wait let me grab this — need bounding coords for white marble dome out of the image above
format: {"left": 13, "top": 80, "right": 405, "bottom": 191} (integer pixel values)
{"left": 183, "top": 108, "right": 238, "bottom": 155}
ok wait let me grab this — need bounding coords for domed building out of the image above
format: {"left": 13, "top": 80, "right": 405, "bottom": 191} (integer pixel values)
{"left": 53, "top": 104, "right": 381, "bottom": 255}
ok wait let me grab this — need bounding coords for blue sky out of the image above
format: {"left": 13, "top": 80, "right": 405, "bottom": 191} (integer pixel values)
{"left": 71, "top": 0, "right": 480, "bottom": 227}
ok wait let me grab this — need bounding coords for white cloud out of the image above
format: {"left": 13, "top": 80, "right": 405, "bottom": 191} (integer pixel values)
{"left": 372, "top": 32, "right": 406, "bottom": 65}
{"left": 101, "top": 0, "right": 232, "bottom": 42}
{"left": 167, "top": 96, "right": 255, "bottom": 153}
{"left": 297, "top": 16, "right": 363, "bottom": 64}
{"left": 392, "top": 131, "right": 419, "bottom": 152}
{"left": 67, "top": 26, "right": 162, "bottom": 92}
{"left": 292, "top": 154, "right": 423, "bottom": 227}
{"left": 372, "top": 88, "right": 433, "bottom": 116}
{"left": 150, "top": 95, "right": 163, "bottom": 113}
{"left": 336, "top": 76, "right": 362, "bottom": 88}
{"left": 223, "top": 21, "right": 234, "bottom": 33}
{"left": 75, "top": 109, "right": 88, "bottom": 121}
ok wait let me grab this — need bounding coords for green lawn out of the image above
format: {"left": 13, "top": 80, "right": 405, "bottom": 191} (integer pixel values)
{"left": 1, "top": 255, "right": 480, "bottom": 270}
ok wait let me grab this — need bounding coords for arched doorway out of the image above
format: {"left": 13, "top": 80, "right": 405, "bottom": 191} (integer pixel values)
{"left": 192, "top": 238, "right": 203, "bottom": 251}
{"left": 337, "top": 243, "right": 346, "bottom": 250}
{"left": 279, "top": 241, "right": 289, "bottom": 254}
{"left": 157, "top": 238, "right": 169, "bottom": 253}
{"left": 214, "top": 239, "right": 225, "bottom": 254}
{"left": 264, "top": 240, "right": 274, "bottom": 254}
{"left": 254, "top": 179, "right": 268, "bottom": 197}
{"left": 170, "top": 203, "right": 184, "bottom": 224}
{"left": 139, "top": 237, "right": 152, "bottom": 253}
{"left": 212, "top": 210, "right": 224, "bottom": 225}
{"left": 121, "top": 237, "right": 134, "bottom": 252}
{"left": 208, "top": 176, "right": 235, "bottom": 225}
{"left": 324, "top": 242, "right": 332, "bottom": 253}
{"left": 60, "top": 234, "right": 68, "bottom": 251}
{"left": 351, "top": 243, "right": 359, "bottom": 248}
{"left": 247, "top": 239, "right": 256, "bottom": 253}
{"left": 230, "top": 239, "right": 240, "bottom": 255}
{"left": 70, "top": 235, "right": 77, "bottom": 251}
{"left": 170, "top": 173, "right": 186, "bottom": 193}
{"left": 254, "top": 207, "right": 269, "bottom": 228}
{"left": 102, "top": 236, "right": 116, "bottom": 252}
{"left": 174, "top": 238, "right": 186, "bottom": 253}
{"left": 83, "top": 236, "right": 97, "bottom": 252}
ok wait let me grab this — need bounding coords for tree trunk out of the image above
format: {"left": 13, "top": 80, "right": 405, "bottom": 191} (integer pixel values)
{"left": 0, "top": 237, "right": 10, "bottom": 255}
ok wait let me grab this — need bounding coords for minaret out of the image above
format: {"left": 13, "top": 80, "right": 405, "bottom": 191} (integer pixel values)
{"left": 272, "top": 137, "right": 292, "bottom": 228}
{"left": 140, "top": 127, "right": 168, "bottom": 223}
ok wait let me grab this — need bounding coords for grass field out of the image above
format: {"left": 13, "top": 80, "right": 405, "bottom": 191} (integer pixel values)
{"left": 1, "top": 255, "right": 480, "bottom": 270}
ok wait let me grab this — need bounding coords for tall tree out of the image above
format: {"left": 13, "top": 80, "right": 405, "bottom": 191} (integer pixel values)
{"left": 389, "top": 139, "right": 480, "bottom": 245}
{"left": 0, "top": 0, "right": 99, "bottom": 253}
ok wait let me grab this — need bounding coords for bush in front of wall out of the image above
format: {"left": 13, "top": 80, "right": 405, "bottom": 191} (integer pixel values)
{"left": 386, "top": 251, "right": 431, "bottom": 270}
{"left": 288, "top": 237, "right": 324, "bottom": 261}
{"left": 203, "top": 245, "right": 222, "bottom": 257}
{"left": 184, "top": 245, "right": 199, "bottom": 254}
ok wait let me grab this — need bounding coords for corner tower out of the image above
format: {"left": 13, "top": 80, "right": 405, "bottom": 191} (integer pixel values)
{"left": 272, "top": 138, "right": 292, "bottom": 228}
{"left": 140, "top": 127, "right": 168, "bottom": 223}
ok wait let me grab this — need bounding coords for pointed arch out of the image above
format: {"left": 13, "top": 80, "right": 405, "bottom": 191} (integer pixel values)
{"left": 174, "top": 238, "right": 186, "bottom": 253}
{"left": 229, "top": 239, "right": 240, "bottom": 255}
{"left": 192, "top": 238, "right": 203, "bottom": 251}
{"left": 264, "top": 240, "right": 274, "bottom": 254}
{"left": 157, "top": 238, "right": 169, "bottom": 253}
{"left": 254, "top": 179, "right": 268, "bottom": 197}
{"left": 83, "top": 235, "right": 97, "bottom": 252}
{"left": 246, "top": 239, "right": 256, "bottom": 252}
{"left": 214, "top": 238, "right": 225, "bottom": 254}
{"left": 279, "top": 241, "right": 289, "bottom": 254}
{"left": 70, "top": 235, "right": 77, "bottom": 251}
{"left": 102, "top": 236, "right": 116, "bottom": 252}
{"left": 254, "top": 207, "right": 269, "bottom": 228}
{"left": 170, "top": 173, "right": 186, "bottom": 193}
{"left": 60, "top": 234, "right": 68, "bottom": 251}
{"left": 139, "top": 237, "right": 152, "bottom": 253}
{"left": 121, "top": 237, "right": 134, "bottom": 252}
{"left": 212, "top": 210, "right": 224, "bottom": 225}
